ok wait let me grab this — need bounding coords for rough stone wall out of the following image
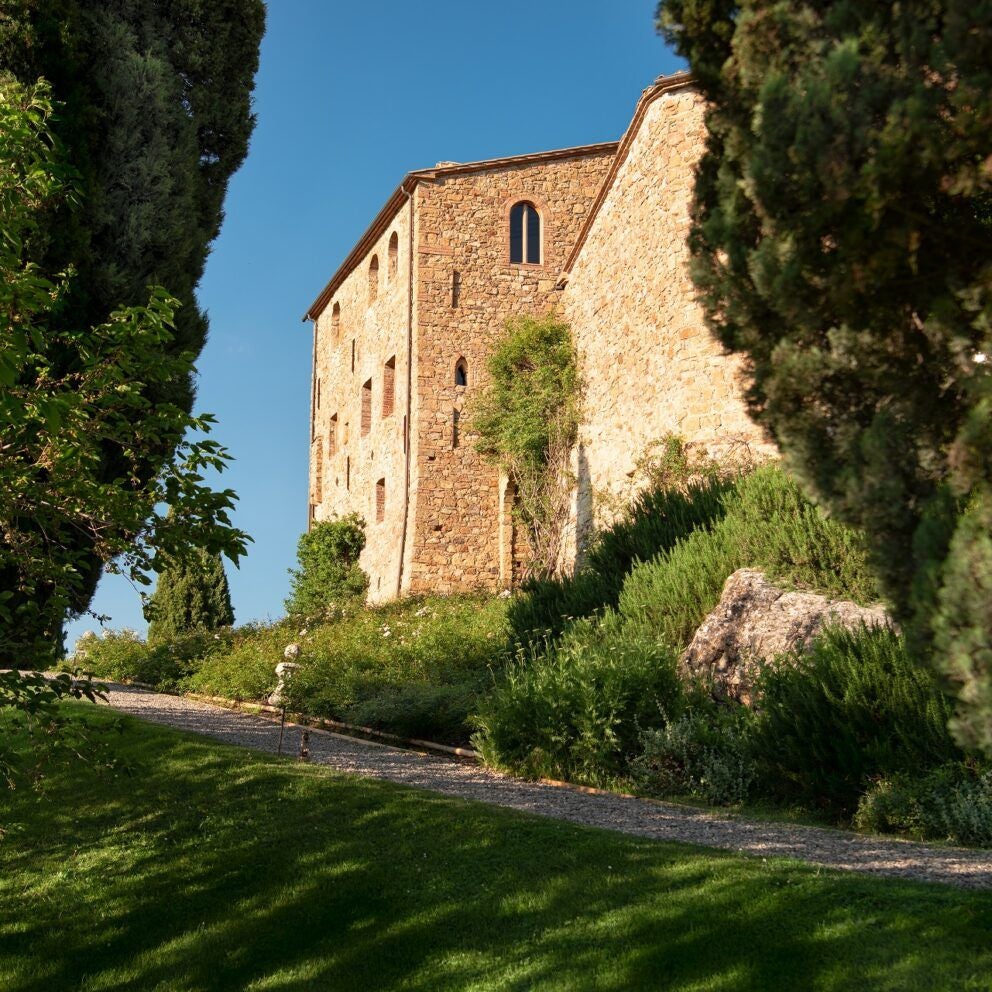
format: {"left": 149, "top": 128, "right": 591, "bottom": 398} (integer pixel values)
{"left": 406, "top": 150, "right": 615, "bottom": 596}
{"left": 310, "top": 200, "right": 414, "bottom": 603}
{"left": 561, "top": 85, "right": 774, "bottom": 562}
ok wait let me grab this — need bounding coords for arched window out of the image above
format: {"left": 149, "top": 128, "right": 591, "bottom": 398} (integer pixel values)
{"left": 454, "top": 357, "right": 468, "bottom": 388}
{"left": 388, "top": 231, "right": 399, "bottom": 281}
{"left": 331, "top": 302, "right": 341, "bottom": 342}
{"left": 509, "top": 201, "right": 541, "bottom": 264}
{"left": 368, "top": 254, "right": 379, "bottom": 302}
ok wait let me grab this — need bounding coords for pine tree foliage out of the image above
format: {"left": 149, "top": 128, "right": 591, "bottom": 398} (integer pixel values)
{"left": 146, "top": 550, "right": 235, "bottom": 643}
{"left": 657, "top": 0, "right": 992, "bottom": 751}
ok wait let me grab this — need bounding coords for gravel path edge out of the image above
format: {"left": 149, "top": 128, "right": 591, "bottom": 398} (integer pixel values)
{"left": 98, "top": 682, "right": 992, "bottom": 890}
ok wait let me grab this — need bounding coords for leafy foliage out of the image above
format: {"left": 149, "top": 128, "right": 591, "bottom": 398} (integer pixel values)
{"left": 633, "top": 705, "right": 756, "bottom": 806}
{"left": 472, "top": 615, "right": 683, "bottom": 786}
{"left": 470, "top": 314, "right": 581, "bottom": 578}
{"left": 0, "top": 668, "right": 109, "bottom": 788}
{"left": 855, "top": 763, "right": 992, "bottom": 847}
{"left": 617, "top": 465, "right": 877, "bottom": 651}
{"left": 70, "top": 627, "right": 235, "bottom": 693}
{"left": 1, "top": 0, "right": 265, "bottom": 643}
{"left": 656, "top": 0, "right": 992, "bottom": 749}
{"left": 285, "top": 515, "right": 369, "bottom": 620}
{"left": 0, "top": 80, "right": 249, "bottom": 667}
{"left": 146, "top": 549, "right": 235, "bottom": 643}
{"left": 479, "top": 463, "right": 879, "bottom": 791}
{"left": 752, "top": 625, "right": 959, "bottom": 816}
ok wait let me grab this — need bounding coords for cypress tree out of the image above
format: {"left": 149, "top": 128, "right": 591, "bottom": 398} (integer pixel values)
{"left": 0, "top": 0, "right": 265, "bottom": 647}
{"left": 656, "top": 0, "right": 992, "bottom": 750}
{"left": 146, "top": 550, "right": 235, "bottom": 643}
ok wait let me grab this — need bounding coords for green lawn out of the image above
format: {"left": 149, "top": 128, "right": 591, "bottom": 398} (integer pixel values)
{"left": 2, "top": 710, "right": 991, "bottom": 992}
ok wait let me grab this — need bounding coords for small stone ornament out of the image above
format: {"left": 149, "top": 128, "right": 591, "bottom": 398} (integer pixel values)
{"left": 268, "top": 649, "right": 302, "bottom": 707}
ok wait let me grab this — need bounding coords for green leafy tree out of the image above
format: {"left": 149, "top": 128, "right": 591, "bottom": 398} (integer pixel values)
{"left": 0, "top": 0, "right": 265, "bottom": 643}
{"left": 285, "top": 516, "right": 369, "bottom": 620}
{"left": 146, "top": 550, "right": 235, "bottom": 643}
{"left": 657, "top": 0, "right": 992, "bottom": 751}
{"left": 470, "top": 314, "right": 581, "bottom": 579}
{"left": 0, "top": 78, "right": 249, "bottom": 778}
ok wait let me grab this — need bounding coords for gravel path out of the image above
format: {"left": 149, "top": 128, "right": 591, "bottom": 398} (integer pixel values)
{"left": 101, "top": 683, "right": 992, "bottom": 890}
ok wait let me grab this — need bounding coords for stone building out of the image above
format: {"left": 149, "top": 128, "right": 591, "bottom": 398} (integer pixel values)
{"left": 303, "top": 71, "right": 769, "bottom": 601}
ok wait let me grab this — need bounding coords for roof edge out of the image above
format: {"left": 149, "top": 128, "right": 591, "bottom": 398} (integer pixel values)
{"left": 557, "top": 70, "right": 697, "bottom": 285}
{"left": 302, "top": 141, "right": 621, "bottom": 323}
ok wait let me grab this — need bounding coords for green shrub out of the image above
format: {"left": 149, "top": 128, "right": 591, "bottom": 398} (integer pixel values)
{"left": 183, "top": 620, "right": 293, "bottom": 702}
{"left": 855, "top": 764, "right": 992, "bottom": 847}
{"left": 285, "top": 515, "right": 368, "bottom": 619}
{"left": 506, "top": 569, "right": 615, "bottom": 647}
{"left": 185, "top": 595, "right": 509, "bottom": 745}
{"left": 632, "top": 704, "right": 756, "bottom": 806}
{"left": 585, "top": 473, "right": 732, "bottom": 585}
{"left": 752, "top": 624, "right": 959, "bottom": 816}
{"left": 472, "top": 614, "right": 683, "bottom": 787}
{"left": 617, "top": 465, "right": 878, "bottom": 651}
{"left": 69, "top": 628, "right": 231, "bottom": 691}
{"left": 507, "top": 475, "right": 733, "bottom": 647}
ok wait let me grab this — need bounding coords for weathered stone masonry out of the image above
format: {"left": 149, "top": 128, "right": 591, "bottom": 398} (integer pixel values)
{"left": 304, "top": 72, "right": 771, "bottom": 600}
{"left": 305, "top": 145, "right": 616, "bottom": 601}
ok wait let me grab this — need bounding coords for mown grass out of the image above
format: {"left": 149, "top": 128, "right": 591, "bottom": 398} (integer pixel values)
{"left": 2, "top": 707, "right": 991, "bottom": 992}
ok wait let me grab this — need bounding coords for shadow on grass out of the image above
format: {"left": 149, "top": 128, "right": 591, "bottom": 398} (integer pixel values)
{"left": 2, "top": 711, "right": 990, "bottom": 992}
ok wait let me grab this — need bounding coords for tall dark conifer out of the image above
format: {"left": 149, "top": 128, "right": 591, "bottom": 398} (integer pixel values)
{"left": 657, "top": 0, "right": 992, "bottom": 751}
{"left": 0, "top": 0, "right": 265, "bottom": 646}
{"left": 146, "top": 550, "right": 235, "bottom": 642}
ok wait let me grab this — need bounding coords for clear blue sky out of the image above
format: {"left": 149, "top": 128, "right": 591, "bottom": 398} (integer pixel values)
{"left": 66, "top": 0, "right": 684, "bottom": 649}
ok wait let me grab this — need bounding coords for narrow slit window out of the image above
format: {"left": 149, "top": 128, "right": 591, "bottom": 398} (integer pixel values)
{"left": 383, "top": 356, "right": 396, "bottom": 417}
{"left": 316, "top": 377, "right": 321, "bottom": 410}
{"left": 509, "top": 201, "right": 541, "bottom": 264}
{"left": 312, "top": 442, "right": 323, "bottom": 503}
{"left": 368, "top": 254, "right": 379, "bottom": 302}
{"left": 388, "top": 232, "right": 399, "bottom": 281}
{"left": 329, "top": 413, "right": 338, "bottom": 456}
{"left": 351, "top": 339, "right": 356, "bottom": 373}
{"left": 346, "top": 455, "right": 350, "bottom": 491}
{"left": 452, "top": 408, "right": 460, "bottom": 449}
{"left": 376, "top": 478, "right": 386, "bottom": 523}
{"left": 451, "top": 270, "right": 461, "bottom": 308}
{"left": 331, "top": 302, "right": 341, "bottom": 342}
{"left": 361, "top": 378, "right": 372, "bottom": 436}
{"left": 455, "top": 357, "right": 468, "bottom": 388}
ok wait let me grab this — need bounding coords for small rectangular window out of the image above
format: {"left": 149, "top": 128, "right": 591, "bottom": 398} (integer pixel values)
{"left": 361, "top": 379, "right": 372, "bottom": 436}
{"left": 376, "top": 478, "right": 385, "bottom": 523}
{"left": 329, "top": 413, "right": 338, "bottom": 456}
{"left": 451, "top": 270, "right": 461, "bottom": 308}
{"left": 383, "top": 357, "right": 395, "bottom": 417}
{"left": 452, "top": 408, "right": 460, "bottom": 449}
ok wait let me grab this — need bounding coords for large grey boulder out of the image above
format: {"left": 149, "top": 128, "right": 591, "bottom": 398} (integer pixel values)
{"left": 681, "top": 569, "right": 891, "bottom": 703}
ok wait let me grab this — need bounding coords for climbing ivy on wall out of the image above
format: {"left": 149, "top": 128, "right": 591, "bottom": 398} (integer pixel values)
{"left": 470, "top": 315, "right": 581, "bottom": 580}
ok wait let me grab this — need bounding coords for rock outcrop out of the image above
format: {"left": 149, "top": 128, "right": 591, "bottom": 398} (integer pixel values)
{"left": 682, "top": 569, "right": 891, "bottom": 703}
